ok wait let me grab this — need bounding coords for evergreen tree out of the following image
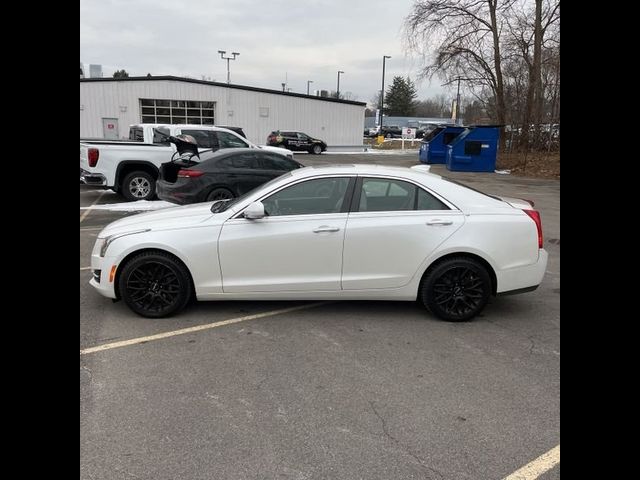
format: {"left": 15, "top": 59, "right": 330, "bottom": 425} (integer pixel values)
{"left": 384, "top": 76, "right": 418, "bottom": 116}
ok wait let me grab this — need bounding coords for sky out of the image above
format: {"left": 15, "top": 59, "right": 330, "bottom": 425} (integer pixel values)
{"left": 80, "top": 0, "right": 449, "bottom": 106}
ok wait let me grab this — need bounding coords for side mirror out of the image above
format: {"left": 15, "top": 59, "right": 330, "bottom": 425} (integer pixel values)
{"left": 244, "top": 201, "right": 265, "bottom": 219}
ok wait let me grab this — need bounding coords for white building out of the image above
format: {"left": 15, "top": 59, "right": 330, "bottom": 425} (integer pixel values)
{"left": 80, "top": 76, "right": 366, "bottom": 146}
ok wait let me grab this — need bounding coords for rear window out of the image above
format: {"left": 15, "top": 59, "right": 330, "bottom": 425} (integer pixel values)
{"left": 443, "top": 178, "right": 501, "bottom": 201}
{"left": 129, "top": 127, "right": 144, "bottom": 142}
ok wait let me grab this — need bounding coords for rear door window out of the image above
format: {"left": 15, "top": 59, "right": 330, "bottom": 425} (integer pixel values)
{"left": 356, "top": 178, "right": 450, "bottom": 212}
{"left": 216, "top": 131, "right": 250, "bottom": 148}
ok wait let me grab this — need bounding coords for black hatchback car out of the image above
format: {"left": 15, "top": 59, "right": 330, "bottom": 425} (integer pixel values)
{"left": 267, "top": 131, "right": 327, "bottom": 154}
{"left": 157, "top": 148, "right": 304, "bottom": 205}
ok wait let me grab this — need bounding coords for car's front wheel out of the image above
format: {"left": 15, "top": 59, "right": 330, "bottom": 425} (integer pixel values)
{"left": 119, "top": 251, "right": 192, "bottom": 318}
{"left": 420, "top": 257, "right": 491, "bottom": 322}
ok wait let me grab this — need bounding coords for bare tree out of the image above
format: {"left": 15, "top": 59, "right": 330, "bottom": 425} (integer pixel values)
{"left": 404, "top": 0, "right": 517, "bottom": 144}
{"left": 506, "top": 0, "right": 560, "bottom": 149}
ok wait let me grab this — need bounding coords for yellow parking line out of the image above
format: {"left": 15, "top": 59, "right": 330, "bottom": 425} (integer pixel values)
{"left": 502, "top": 445, "right": 559, "bottom": 480}
{"left": 80, "top": 302, "right": 328, "bottom": 355}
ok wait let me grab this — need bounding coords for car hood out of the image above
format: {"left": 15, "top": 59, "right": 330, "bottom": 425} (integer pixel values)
{"left": 98, "top": 202, "right": 217, "bottom": 237}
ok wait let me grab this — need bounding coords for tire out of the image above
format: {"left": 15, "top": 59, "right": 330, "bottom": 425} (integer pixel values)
{"left": 311, "top": 144, "right": 323, "bottom": 155}
{"left": 122, "top": 171, "right": 156, "bottom": 201}
{"left": 119, "top": 251, "right": 193, "bottom": 318}
{"left": 385, "top": 133, "right": 391, "bottom": 138}
{"left": 206, "top": 187, "right": 235, "bottom": 202}
{"left": 420, "top": 257, "right": 491, "bottom": 322}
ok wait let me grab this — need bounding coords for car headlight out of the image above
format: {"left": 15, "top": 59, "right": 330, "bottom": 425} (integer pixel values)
{"left": 98, "top": 229, "right": 150, "bottom": 257}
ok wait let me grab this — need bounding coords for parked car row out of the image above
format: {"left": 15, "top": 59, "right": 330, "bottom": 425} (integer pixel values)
{"left": 80, "top": 124, "right": 324, "bottom": 201}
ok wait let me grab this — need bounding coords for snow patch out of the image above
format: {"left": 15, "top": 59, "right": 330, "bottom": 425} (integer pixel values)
{"left": 80, "top": 200, "right": 176, "bottom": 211}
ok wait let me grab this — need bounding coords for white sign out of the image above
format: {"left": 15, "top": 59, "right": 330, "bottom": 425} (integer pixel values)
{"left": 402, "top": 127, "right": 416, "bottom": 139}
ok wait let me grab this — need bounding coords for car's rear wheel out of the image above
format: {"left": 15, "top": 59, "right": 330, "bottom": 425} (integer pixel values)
{"left": 311, "top": 144, "right": 323, "bottom": 155}
{"left": 420, "top": 257, "right": 491, "bottom": 322}
{"left": 119, "top": 251, "right": 192, "bottom": 318}
{"left": 122, "top": 171, "right": 156, "bottom": 201}
{"left": 206, "top": 187, "right": 235, "bottom": 202}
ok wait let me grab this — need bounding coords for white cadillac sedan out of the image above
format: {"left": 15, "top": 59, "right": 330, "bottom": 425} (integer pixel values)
{"left": 90, "top": 164, "right": 547, "bottom": 322}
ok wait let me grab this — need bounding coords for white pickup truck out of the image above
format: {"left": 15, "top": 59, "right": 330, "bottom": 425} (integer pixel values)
{"left": 80, "top": 124, "right": 294, "bottom": 201}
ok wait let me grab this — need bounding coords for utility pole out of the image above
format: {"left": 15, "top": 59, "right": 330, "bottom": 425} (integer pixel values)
{"left": 336, "top": 70, "right": 344, "bottom": 99}
{"left": 380, "top": 55, "right": 391, "bottom": 130}
{"left": 217, "top": 51, "right": 239, "bottom": 84}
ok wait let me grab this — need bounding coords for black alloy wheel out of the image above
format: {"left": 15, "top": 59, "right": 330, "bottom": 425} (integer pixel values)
{"left": 421, "top": 257, "right": 491, "bottom": 322}
{"left": 119, "top": 251, "right": 192, "bottom": 318}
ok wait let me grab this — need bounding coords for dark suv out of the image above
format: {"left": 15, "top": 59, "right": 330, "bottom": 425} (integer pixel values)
{"left": 267, "top": 131, "right": 327, "bottom": 154}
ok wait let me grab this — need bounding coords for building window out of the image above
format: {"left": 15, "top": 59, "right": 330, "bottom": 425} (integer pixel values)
{"left": 138, "top": 99, "right": 215, "bottom": 125}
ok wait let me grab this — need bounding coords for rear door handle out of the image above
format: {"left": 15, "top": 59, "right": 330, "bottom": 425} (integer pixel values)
{"left": 313, "top": 226, "right": 340, "bottom": 233}
{"left": 426, "top": 220, "right": 453, "bottom": 226}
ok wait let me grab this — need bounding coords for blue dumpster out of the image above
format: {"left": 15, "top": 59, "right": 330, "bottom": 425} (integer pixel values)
{"left": 445, "top": 126, "right": 500, "bottom": 172}
{"left": 418, "top": 125, "right": 464, "bottom": 164}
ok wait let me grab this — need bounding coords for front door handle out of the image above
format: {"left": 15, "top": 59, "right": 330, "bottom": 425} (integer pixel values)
{"left": 313, "top": 226, "right": 340, "bottom": 233}
{"left": 426, "top": 219, "right": 453, "bottom": 226}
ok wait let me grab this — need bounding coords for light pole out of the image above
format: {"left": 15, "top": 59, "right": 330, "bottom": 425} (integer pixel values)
{"left": 307, "top": 80, "right": 314, "bottom": 95}
{"left": 336, "top": 71, "right": 344, "bottom": 99}
{"left": 380, "top": 55, "right": 391, "bottom": 131}
{"left": 217, "top": 50, "right": 239, "bottom": 84}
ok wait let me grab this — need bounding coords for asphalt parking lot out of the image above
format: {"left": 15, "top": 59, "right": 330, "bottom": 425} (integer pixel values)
{"left": 80, "top": 152, "right": 559, "bottom": 480}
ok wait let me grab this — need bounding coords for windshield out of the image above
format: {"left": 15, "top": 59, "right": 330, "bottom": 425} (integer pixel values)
{"left": 210, "top": 172, "right": 294, "bottom": 213}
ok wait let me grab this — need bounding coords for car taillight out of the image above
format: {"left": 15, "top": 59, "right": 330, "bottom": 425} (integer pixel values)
{"left": 88, "top": 148, "right": 99, "bottom": 167}
{"left": 523, "top": 209, "right": 543, "bottom": 248}
{"left": 177, "top": 169, "right": 204, "bottom": 178}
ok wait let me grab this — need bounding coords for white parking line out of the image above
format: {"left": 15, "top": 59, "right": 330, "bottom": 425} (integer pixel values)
{"left": 80, "top": 227, "right": 103, "bottom": 232}
{"left": 502, "top": 445, "right": 560, "bottom": 480}
{"left": 80, "top": 190, "right": 108, "bottom": 223}
{"left": 80, "top": 267, "right": 91, "bottom": 271}
{"left": 80, "top": 302, "right": 328, "bottom": 355}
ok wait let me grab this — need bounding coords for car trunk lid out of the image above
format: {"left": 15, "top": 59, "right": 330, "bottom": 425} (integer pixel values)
{"left": 159, "top": 158, "right": 200, "bottom": 184}
{"left": 495, "top": 196, "right": 535, "bottom": 210}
